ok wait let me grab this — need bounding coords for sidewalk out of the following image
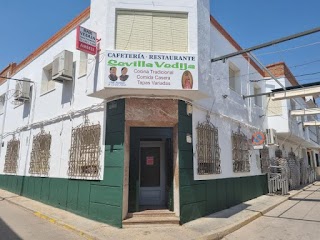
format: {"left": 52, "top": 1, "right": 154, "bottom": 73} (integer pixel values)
{"left": 0, "top": 183, "right": 316, "bottom": 240}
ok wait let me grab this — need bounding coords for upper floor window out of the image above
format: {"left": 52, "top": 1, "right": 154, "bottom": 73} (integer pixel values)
{"left": 116, "top": 11, "right": 188, "bottom": 52}
{"left": 0, "top": 94, "right": 5, "bottom": 114}
{"left": 41, "top": 64, "right": 55, "bottom": 95}
{"left": 229, "top": 63, "right": 241, "bottom": 94}
{"left": 79, "top": 52, "right": 88, "bottom": 77}
{"left": 267, "top": 97, "right": 283, "bottom": 116}
{"left": 254, "top": 85, "right": 262, "bottom": 107}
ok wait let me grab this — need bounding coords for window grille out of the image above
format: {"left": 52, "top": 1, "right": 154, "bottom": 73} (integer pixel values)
{"left": 68, "top": 118, "right": 101, "bottom": 179}
{"left": 196, "top": 116, "right": 221, "bottom": 175}
{"left": 29, "top": 130, "right": 51, "bottom": 176}
{"left": 260, "top": 147, "right": 270, "bottom": 173}
{"left": 232, "top": 131, "right": 250, "bottom": 172}
{"left": 4, "top": 138, "right": 20, "bottom": 174}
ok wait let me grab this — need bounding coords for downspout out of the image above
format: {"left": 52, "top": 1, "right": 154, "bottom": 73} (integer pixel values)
{"left": 0, "top": 72, "right": 11, "bottom": 159}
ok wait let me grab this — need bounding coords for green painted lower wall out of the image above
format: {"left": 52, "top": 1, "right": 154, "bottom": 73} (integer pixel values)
{"left": 178, "top": 100, "right": 268, "bottom": 224}
{"left": 0, "top": 99, "right": 125, "bottom": 228}
{"left": 179, "top": 172, "right": 268, "bottom": 223}
{"left": 0, "top": 175, "right": 123, "bottom": 227}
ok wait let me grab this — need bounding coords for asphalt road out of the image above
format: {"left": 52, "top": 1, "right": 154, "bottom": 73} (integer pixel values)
{"left": 0, "top": 198, "right": 85, "bottom": 240}
{"left": 224, "top": 183, "right": 320, "bottom": 240}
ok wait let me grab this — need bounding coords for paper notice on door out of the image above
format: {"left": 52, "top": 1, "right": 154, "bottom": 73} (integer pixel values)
{"left": 146, "top": 156, "right": 154, "bottom": 166}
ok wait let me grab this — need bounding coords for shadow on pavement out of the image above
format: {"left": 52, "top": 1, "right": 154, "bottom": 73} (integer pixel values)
{"left": 0, "top": 217, "right": 22, "bottom": 240}
{"left": 205, "top": 203, "right": 251, "bottom": 219}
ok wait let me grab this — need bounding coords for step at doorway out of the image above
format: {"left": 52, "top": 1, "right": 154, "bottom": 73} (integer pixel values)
{"left": 123, "top": 209, "right": 180, "bottom": 228}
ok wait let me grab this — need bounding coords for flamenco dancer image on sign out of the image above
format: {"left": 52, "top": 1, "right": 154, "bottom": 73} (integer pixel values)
{"left": 181, "top": 70, "right": 193, "bottom": 89}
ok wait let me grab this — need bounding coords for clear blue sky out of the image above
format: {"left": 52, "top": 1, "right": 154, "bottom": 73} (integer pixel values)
{"left": 211, "top": 0, "right": 320, "bottom": 84}
{"left": 1, "top": 0, "right": 320, "bottom": 85}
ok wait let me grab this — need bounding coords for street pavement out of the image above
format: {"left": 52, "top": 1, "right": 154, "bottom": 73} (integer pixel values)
{"left": 0, "top": 197, "right": 85, "bottom": 240}
{"left": 223, "top": 182, "right": 320, "bottom": 240}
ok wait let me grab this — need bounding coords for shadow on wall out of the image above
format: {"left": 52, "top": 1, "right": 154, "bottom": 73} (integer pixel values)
{"left": 0, "top": 217, "right": 22, "bottom": 240}
{"left": 61, "top": 80, "right": 73, "bottom": 105}
{"left": 23, "top": 101, "right": 31, "bottom": 119}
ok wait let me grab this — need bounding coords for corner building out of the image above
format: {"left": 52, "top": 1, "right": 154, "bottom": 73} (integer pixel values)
{"left": 0, "top": 0, "right": 271, "bottom": 228}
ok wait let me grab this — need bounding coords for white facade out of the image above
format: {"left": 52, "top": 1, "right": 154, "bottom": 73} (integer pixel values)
{"left": 1, "top": 0, "right": 318, "bottom": 183}
{"left": 266, "top": 76, "right": 320, "bottom": 167}
{"left": 0, "top": 16, "right": 105, "bottom": 179}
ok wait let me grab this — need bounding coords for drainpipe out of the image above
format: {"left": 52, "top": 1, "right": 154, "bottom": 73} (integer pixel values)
{"left": 0, "top": 72, "right": 11, "bottom": 159}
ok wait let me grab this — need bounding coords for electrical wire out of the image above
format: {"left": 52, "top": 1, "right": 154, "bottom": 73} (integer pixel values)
{"left": 256, "top": 41, "right": 320, "bottom": 57}
{"left": 250, "top": 70, "right": 320, "bottom": 83}
{"left": 0, "top": 102, "right": 105, "bottom": 139}
{"left": 215, "top": 57, "right": 320, "bottom": 82}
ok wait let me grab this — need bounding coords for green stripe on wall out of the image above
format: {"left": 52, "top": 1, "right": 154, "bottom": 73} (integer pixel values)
{"left": 178, "top": 100, "right": 268, "bottom": 224}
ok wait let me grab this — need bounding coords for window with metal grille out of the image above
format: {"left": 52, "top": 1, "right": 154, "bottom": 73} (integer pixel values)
{"left": 4, "top": 138, "right": 20, "bottom": 174}
{"left": 29, "top": 130, "right": 51, "bottom": 176}
{"left": 68, "top": 120, "right": 101, "bottom": 178}
{"left": 116, "top": 11, "right": 188, "bottom": 52}
{"left": 260, "top": 147, "right": 270, "bottom": 173}
{"left": 196, "top": 119, "right": 221, "bottom": 175}
{"left": 232, "top": 132, "right": 250, "bottom": 172}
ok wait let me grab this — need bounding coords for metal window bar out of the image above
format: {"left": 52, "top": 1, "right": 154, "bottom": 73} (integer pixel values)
{"left": 4, "top": 139, "right": 20, "bottom": 174}
{"left": 232, "top": 132, "right": 250, "bottom": 172}
{"left": 260, "top": 147, "right": 270, "bottom": 174}
{"left": 68, "top": 121, "right": 101, "bottom": 179}
{"left": 29, "top": 130, "right": 51, "bottom": 176}
{"left": 268, "top": 166, "right": 289, "bottom": 195}
{"left": 196, "top": 120, "right": 221, "bottom": 175}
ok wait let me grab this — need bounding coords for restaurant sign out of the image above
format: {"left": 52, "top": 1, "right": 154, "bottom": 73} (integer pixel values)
{"left": 105, "top": 50, "right": 198, "bottom": 90}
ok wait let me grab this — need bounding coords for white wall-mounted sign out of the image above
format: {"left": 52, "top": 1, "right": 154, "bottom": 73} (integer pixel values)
{"left": 76, "top": 26, "right": 97, "bottom": 55}
{"left": 105, "top": 50, "right": 198, "bottom": 90}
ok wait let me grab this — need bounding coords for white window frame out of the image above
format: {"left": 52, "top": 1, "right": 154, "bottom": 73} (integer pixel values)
{"left": 0, "top": 94, "right": 5, "bottom": 114}
{"left": 41, "top": 64, "right": 55, "bottom": 96}
{"left": 78, "top": 52, "right": 88, "bottom": 78}
{"left": 229, "top": 62, "right": 241, "bottom": 94}
{"left": 254, "top": 85, "right": 262, "bottom": 107}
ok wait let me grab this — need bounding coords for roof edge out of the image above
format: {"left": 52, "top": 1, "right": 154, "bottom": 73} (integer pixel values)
{"left": 209, "top": 15, "right": 264, "bottom": 76}
{"left": 265, "top": 62, "right": 299, "bottom": 86}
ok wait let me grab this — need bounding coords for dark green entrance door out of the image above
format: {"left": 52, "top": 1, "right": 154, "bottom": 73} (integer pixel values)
{"left": 129, "top": 128, "right": 173, "bottom": 213}
{"left": 140, "top": 142, "right": 166, "bottom": 206}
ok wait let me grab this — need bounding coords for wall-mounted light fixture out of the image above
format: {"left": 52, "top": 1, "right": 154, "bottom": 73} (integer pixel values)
{"left": 186, "top": 104, "right": 193, "bottom": 116}
{"left": 186, "top": 133, "right": 192, "bottom": 143}
{"left": 108, "top": 101, "right": 117, "bottom": 110}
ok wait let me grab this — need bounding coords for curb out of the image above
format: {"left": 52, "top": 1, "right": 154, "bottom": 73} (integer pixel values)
{"left": 199, "top": 183, "right": 315, "bottom": 240}
{"left": 3, "top": 196, "right": 97, "bottom": 240}
{"left": 33, "top": 212, "right": 95, "bottom": 240}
